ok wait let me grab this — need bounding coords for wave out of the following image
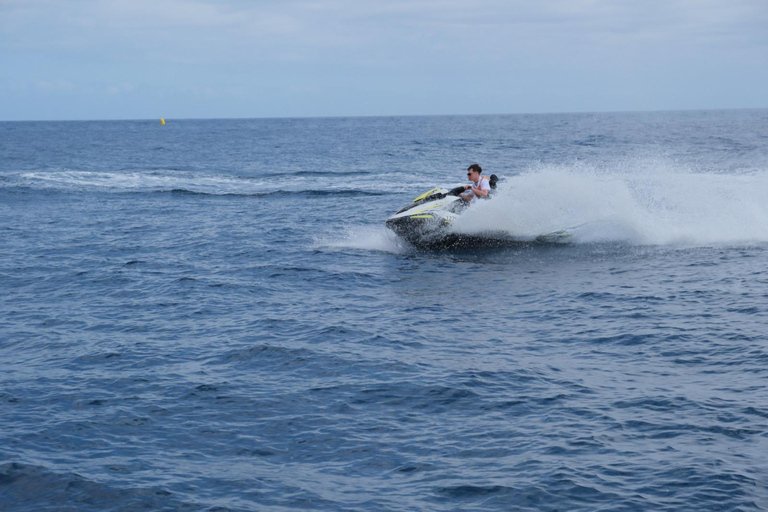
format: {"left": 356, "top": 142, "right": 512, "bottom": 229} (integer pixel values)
{"left": 316, "top": 225, "right": 409, "bottom": 254}
{"left": 8, "top": 169, "right": 264, "bottom": 194}
{"left": 2, "top": 169, "right": 390, "bottom": 198}
{"left": 289, "top": 170, "right": 374, "bottom": 177}
{"left": 163, "top": 188, "right": 388, "bottom": 198}
{"left": 452, "top": 161, "right": 768, "bottom": 246}
{"left": 0, "top": 462, "right": 189, "bottom": 509}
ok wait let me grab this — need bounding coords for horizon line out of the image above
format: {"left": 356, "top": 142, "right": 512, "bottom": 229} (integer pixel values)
{"left": 1, "top": 106, "right": 766, "bottom": 123}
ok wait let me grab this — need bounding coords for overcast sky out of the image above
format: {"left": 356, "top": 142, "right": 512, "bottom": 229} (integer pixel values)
{"left": 1, "top": 0, "right": 767, "bottom": 120}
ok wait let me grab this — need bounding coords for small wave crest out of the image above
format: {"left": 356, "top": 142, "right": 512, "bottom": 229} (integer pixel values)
{"left": 164, "top": 188, "right": 387, "bottom": 198}
{"left": 0, "top": 462, "right": 186, "bottom": 509}
{"left": 452, "top": 160, "right": 768, "bottom": 246}
{"left": 316, "top": 225, "right": 409, "bottom": 254}
{"left": 6, "top": 169, "right": 390, "bottom": 198}
{"left": 289, "top": 170, "right": 373, "bottom": 177}
{"left": 13, "top": 169, "right": 266, "bottom": 195}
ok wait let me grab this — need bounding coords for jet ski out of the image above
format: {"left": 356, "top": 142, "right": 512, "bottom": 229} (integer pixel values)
{"left": 385, "top": 174, "right": 500, "bottom": 248}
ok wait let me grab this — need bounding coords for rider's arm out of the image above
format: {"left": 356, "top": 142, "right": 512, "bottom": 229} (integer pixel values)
{"left": 460, "top": 184, "right": 474, "bottom": 201}
{"left": 472, "top": 178, "right": 491, "bottom": 198}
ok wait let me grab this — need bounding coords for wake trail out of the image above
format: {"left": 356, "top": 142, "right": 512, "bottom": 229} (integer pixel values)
{"left": 451, "top": 162, "right": 768, "bottom": 246}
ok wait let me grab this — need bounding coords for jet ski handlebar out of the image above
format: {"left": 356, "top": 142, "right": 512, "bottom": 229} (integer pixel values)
{"left": 446, "top": 185, "right": 467, "bottom": 197}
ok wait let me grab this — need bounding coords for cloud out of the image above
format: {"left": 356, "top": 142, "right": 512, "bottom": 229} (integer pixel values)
{"left": 33, "top": 78, "right": 76, "bottom": 92}
{"left": 2, "top": 0, "right": 766, "bottom": 62}
{"left": 105, "top": 82, "right": 135, "bottom": 95}
{"left": 1, "top": 0, "right": 767, "bottom": 119}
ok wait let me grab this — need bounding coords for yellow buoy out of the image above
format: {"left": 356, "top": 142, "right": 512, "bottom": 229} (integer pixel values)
{"left": 160, "top": 118, "right": 166, "bottom": 125}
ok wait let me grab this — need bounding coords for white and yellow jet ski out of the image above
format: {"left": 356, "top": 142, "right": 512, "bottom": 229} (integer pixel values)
{"left": 385, "top": 174, "right": 500, "bottom": 248}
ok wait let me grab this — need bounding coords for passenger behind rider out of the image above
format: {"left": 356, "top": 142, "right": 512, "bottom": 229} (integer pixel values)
{"left": 459, "top": 164, "right": 491, "bottom": 202}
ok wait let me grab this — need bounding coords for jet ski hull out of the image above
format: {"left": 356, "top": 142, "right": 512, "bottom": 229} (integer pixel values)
{"left": 385, "top": 179, "right": 549, "bottom": 249}
{"left": 385, "top": 180, "right": 571, "bottom": 249}
{"left": 385, "top": 214, "right": 454, "bottom": 248}
{"left": 384, "top": 188, "right": 464, "bottom": 247}
{"left": 386, "top": 218, "right": 529, "bottom": 249}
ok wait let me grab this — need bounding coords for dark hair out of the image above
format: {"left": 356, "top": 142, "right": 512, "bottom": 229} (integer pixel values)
{"left": 467, "top": 164, "right": 482, "bottom": 174}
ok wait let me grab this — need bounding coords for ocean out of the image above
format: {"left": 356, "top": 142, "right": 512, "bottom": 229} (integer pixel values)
{"left": 1, "top": 110, "right": 767, "bottom": 511}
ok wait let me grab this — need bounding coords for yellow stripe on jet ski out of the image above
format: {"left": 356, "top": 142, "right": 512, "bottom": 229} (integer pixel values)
{"left": 413, "top": 188, "right": 440, "bottom": 202}
{"left": 410, "top": 202, "right": 443, "bottom": 215}
{"left": 408, "top": 214, "right": 434, "bottom": 219}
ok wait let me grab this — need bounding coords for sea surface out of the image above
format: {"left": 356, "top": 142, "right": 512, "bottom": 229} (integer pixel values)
{"left": 1, "top": 110, "right": 768, "bottom": 511}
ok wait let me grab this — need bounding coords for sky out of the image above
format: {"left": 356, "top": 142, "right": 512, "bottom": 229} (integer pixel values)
{"left": 1, "top": 0, "right": 767, "bottom": 120}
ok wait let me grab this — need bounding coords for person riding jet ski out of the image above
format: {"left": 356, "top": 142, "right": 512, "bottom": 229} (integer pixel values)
{"left": 459, "top": 163, "right": 492, "bottom": 202}
{"left": 384, "top": 164, "right": 498, "bottom": 248}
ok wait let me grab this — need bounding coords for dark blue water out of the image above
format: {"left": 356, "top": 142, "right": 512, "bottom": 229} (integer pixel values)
{"left": 2, "top": 111, "right": 768, "bottom": 511}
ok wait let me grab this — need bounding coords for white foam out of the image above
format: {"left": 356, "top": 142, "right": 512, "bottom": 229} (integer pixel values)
{"left": 319, "top": 225, "right": 409, "bottom": 254}
{"left": 14, "top": 169, "right": 414, "bottom": 196}
{"left": 18, "top": 170, "right": 270, "bottom": 195}
{"left": 452, "top": 161, "right": 768, "bottom": 246}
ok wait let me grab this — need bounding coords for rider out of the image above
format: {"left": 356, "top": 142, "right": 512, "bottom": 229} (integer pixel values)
{"left": 459, "top": 164, "right": 491, "bottom": 202}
